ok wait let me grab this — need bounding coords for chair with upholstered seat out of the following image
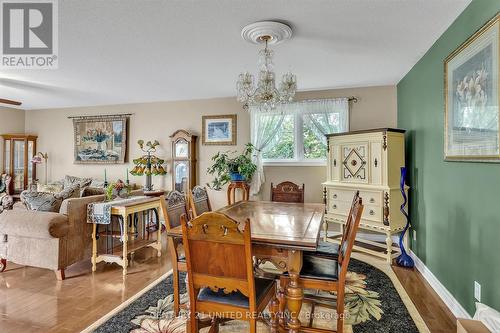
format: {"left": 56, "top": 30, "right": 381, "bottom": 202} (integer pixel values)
{"left": 270, "top": 181, "right": 305, "bottom": 203}
{"left": 279, "top": 191, "right": 363, "bottom": 333}
{"left": 188, "top": 185, "right": 212, "bottom": 218}
{"left": 159, "top": 191, "right": 190, "bottom": 316}
{"left": 181, "top": 211, "right": 279, "bottom": 333}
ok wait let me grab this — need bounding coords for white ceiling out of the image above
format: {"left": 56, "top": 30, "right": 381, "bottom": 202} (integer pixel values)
{"left": 0, "top": 0, "right": 471, "bottom": 110}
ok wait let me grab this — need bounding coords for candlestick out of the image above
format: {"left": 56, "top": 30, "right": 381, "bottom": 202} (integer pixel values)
{"left": 104, "top": 168, "right": 108, "bottom": 188}
{"left": 126, "top": 168, "right": 129, "bottom": 185}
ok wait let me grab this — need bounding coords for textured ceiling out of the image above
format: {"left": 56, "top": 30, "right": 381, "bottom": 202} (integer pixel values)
{"left": 0, "top": 0, "right": 471, "bottom": 110}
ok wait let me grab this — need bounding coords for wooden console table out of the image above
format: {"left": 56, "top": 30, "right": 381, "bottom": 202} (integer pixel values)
{"left": 91, "top": 197, "right": 162, "bottom": 276}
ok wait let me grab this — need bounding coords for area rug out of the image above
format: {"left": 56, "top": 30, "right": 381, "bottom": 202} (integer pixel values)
{"left": 85, "top": 251, "right": 429, "bottom": 333}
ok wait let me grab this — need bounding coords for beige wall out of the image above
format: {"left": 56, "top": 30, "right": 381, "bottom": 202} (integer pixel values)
{"left": 0, "top": 107, "right": 26, "bottom": 172}
{"left": 25, "top": 85, "right": 396, "bottom": 209}
{"left": 260, "top": 85, "right": 397, "bottom": 203}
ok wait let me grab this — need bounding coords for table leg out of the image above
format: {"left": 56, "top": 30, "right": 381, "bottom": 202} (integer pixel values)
{"left": 286, "top": 250, "right": 303, "bottom": 333}
{"left": 227, "top": 184, "right": 233, "bottom": 205}
{"left": 122, "top": 214, "right": 128, "bottom": 276}
{"left": 92, "top": 223, "right": 97, "bottom": 272}
{"left": 155, "top": 207, "right": 162, "bottom": 257}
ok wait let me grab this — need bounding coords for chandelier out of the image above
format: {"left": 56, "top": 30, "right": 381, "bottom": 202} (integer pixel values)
{"left": 236, "top": 21, "right": 297, "bottom": 112}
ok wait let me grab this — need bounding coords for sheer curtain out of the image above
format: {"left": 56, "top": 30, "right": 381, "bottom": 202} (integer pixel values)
{"left": 249, "top": 107, "right": 286, "bottom": 195}
{"left": 249, "top": 98, "right": 349, "bottom": 195}
{"left": 303, "top": 98, "right": 349, "bottom": 145}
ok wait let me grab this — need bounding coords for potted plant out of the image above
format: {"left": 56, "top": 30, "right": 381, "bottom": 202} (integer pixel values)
{"left": 207, "top": 143, "right": 257, "bottom": 190}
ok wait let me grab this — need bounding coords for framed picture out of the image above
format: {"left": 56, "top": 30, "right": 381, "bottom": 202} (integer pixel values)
{"left": 73, "top": 115, "right": 127, "bottom": 164}
{"left": 445, "top": 13, "right": 499, "bottom": 162}
{"left": 202, "top": 114, "right": 237, "bottom": 145}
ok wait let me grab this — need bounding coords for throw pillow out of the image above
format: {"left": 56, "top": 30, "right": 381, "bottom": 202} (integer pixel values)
{"left": 90, "top": 179, "right": 105, "bottom": 188}
{"left": 81, "top": 186, "right": 105, "bottom": 197}
{"left": 37, "top": 183, "right": 64, "bottom": 194}
{"left": 55, "top": 184, "right": 81, "bottom": 201}
{"left": 64, "top": 175, "right": 92, "bottom": 196}
{"left": 20, "top": 191, "right": 63, "bottom": 212}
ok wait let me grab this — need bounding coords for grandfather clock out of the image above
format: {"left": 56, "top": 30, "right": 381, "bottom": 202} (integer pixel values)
{"left": 170, "top": 130, "right": 197, "bottom": 193}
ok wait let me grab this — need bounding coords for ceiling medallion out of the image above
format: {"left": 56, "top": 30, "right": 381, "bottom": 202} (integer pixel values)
{"left": 236, "top": 21, "right": 297, "bottom": 112}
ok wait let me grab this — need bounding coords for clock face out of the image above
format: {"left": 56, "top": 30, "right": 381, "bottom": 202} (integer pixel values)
{"left": 175, "top": 139, "right": 188, "bottom": 158}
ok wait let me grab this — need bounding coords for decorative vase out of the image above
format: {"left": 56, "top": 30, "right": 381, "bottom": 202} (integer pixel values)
{"left": 230, "top": 172, "right": 245, "bottom": 182}
{"left": 396, "top": 166, "right": 414, "bottom": 268}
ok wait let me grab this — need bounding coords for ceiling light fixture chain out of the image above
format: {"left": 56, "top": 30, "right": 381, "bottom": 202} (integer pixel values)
{"left": 237, "top": 21, "right": 297, "bottom": 112}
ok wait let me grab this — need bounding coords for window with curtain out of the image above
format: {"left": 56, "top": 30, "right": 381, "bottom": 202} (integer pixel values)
{"left": 250, "top": 98, "right": 350, "bottom": 165}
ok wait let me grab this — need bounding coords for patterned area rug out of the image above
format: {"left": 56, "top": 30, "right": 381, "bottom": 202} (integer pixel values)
{"left": 89, "top": 251, "right": 425, "bottom": 333}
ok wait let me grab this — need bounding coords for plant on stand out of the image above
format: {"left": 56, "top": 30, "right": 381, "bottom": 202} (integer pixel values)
{"left": 130, "top": 140, "right": 167, "bottom": 191}
{"left": 207, "top": 143, "right": 257, "bottom": 190}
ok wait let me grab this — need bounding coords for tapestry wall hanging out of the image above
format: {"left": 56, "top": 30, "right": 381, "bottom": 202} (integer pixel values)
{"left": 73, "top": 115, "right": 128, "bottom": 164}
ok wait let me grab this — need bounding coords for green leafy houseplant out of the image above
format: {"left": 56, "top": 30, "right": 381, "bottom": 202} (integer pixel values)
{"left": 207, "top": 143, "right": 257, "bottom": 191}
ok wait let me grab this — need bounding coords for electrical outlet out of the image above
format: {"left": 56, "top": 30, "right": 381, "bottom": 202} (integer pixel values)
{"left": 413, "top": 230, "right": 417, "bottom": 242}
{"left": 474, "top": 281, "right": 481, "bottom": 302}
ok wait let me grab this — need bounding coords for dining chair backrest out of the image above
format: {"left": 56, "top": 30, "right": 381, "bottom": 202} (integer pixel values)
{"left": 160, "top": 191, "right": 188, "bottom": 231}
{"left": 337, "top": 192, "right": 363, "bottom": 282}
{"left": 270, "top": 181, "right": 305, "bottom": 203}
{"left": 189, "top": 185, "right": 212, "bottom": 217}
{"left": 181, "top": 212, "right": 256, "bottom": 309}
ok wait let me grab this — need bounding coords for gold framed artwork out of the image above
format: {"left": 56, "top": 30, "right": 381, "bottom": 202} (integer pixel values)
{"left": 444, "top": 12, "right": 499, "bottom": 162}
{"left": 202, "top": 114, "right": 237, "bottom": 145}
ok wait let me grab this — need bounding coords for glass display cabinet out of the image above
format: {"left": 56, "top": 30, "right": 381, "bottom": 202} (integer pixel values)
{"left": 1, "top": 134, "right": 38, "bottom": 194}
{"left": 170, "top": 130, "right": 197, "bottom": 193}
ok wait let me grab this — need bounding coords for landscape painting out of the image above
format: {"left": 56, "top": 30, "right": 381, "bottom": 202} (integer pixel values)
{"left": 202, "top": 114, "right": 237, "bottom": 145}
{"left": 445, "top": 14, "right": 499, "bottom": 161}
{"left": 73, "top": 116, "right": 127, "bottom": 164}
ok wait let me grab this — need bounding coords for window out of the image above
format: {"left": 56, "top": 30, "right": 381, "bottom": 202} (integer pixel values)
{"left": 251, "top": 99, "right": 349, "bottom": 165}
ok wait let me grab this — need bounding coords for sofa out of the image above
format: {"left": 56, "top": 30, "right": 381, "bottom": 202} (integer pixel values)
{"left": 0, "top": 175, "right": 142, "bottom": 280}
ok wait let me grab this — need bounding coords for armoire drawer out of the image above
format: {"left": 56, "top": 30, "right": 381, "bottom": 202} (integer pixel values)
{"left": 328, "top": 200, "right": 351, "bottom": 215}
{"left": 329, "top": 188, "right": 381, "bottom": 206}
{"left": 362, "top": 204, "right": 382, "bottom": 222}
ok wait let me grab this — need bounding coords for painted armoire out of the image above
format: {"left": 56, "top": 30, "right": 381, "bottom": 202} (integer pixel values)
{"left": 322, "top": 128, "right": 408, "bottom": 263}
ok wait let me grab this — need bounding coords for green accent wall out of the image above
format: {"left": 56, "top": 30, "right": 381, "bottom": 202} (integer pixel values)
{"left": 397, "top": 0, "right": 500, "bottom": 315}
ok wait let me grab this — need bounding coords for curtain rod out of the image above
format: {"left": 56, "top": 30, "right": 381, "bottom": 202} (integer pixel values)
{"left": 67, "top": 113, "right": 133, "bottom": 119}
{"left": 296, "top": 96, "right": 358, "bottom": 103}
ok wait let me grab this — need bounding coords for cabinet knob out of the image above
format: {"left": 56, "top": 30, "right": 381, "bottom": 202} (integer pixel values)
{"left": 369, "top": 198, "right": 375, "bottom": 203}
{"left": 333, "top": 159, "right": 337, "bottom": 167}
{"left": 374, "top": 158, "right": 378, "bottom": 167}
{"left": 333, "top": 204, "right": 337, "bottom": 209}
{"left": 333, "top": 194, "right": 337, "bottom": 199}
{"left": 369, "top": 210, "right": 375, "bottom": 216}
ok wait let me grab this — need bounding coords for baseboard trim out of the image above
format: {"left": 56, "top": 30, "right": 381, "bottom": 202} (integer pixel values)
{"left": 409, "top": 250, "right": 471, "bottom": 319}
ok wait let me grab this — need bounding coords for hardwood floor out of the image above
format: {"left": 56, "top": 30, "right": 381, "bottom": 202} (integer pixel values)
{"left": 393, "top": 265, "right": 457, "bottom": 333}
{"left": 0, "top": 238, "right": 455, "bottom": 333}
{"left": 0, "top": 239, "right": 172, "bottom": 333}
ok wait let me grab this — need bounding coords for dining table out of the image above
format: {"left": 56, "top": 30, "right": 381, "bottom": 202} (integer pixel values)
{"left": 167, "top": 200, "right": 325, "bottom": 333}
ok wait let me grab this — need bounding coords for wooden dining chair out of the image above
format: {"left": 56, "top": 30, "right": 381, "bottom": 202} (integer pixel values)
{"left": 181, "top": 211, "right": 280, "bottom": 333}
{"left": 270, "top": 181, "right": 305, "bottom": 203}
{"left": 160, "top": 191, "right": 190, "bottom": 317}
{"left": 188, "top": 185, "right": 212, "bottom": 218}
{"left": 279, "top": 191, "right": 363, "bottom": 333}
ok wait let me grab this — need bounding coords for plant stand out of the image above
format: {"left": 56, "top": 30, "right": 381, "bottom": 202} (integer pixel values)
{"left": 227, "top": 181, "right": 250, "bottom": 205}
